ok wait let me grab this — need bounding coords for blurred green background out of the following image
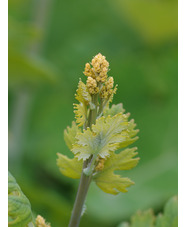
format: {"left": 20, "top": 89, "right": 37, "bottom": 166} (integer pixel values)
{"left": 8, "top": 0, "right": 178, "bottom": 226}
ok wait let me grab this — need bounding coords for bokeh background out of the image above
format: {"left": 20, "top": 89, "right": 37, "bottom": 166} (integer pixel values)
{"left": 8, "top": 0, "right": 178, "bottom": 226}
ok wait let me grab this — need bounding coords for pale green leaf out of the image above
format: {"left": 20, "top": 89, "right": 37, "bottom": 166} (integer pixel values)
{"left": 64, "top": 121, "right": 80, "bottom": 150}
{"left": 57, "top": 153, "right": 83, "bottom": 179}
{"left": 73, "top": 103, "right": 87, "bottom": 127}
{"left": 93, "top": 147, "right": 139, "bottom": 194}
{"left": 107, "top": 85, "right": 118, "bottom": 105}
{"left": 73, "top": 80, "right": 92, "bottom": 126}
{"left": 94, "top": 173, "right": 133, "bottom": 195}
{"left": 118, "top": 119, "right": 139, "bottom": 149}
{"left": 72, "top": 128, "right": 96, "bottom": 160}
{"left": 75, "top": 79, "right": 91, "bottom": 104}
{"left": 72, "top": 113, "right": 138, "bottom": 161}
{"left": 130, "top": 209, "right": 155, "bottom": 227}
{"left": 8, "top": 172, "right": 33, "bottom": 227}
{"left": 155, "top": 196, "right": 178, "bottom": 227}
{"left": 104, "top": 103, "right": 125, "bottom": 117}
{"left": 117, "top": 196, "right": 178, "bottom": 227}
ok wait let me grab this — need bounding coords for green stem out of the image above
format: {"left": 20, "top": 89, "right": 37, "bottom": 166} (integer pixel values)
{"left": 87, "top": 94, "right": 98, "bottom": 128}
{"left": 68, "top": 93, "right": 99, "bottom": 227}
{"left": 68, "top": 168, "right": 91, "bottom": 227}
{"left": 97, "top": 98, "right": 104, "bottom": 116}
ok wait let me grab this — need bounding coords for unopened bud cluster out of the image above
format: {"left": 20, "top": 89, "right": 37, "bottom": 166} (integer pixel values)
{"left": 100, "top": 77, "right": 114, "bottom": 99}
{"left": 84, "top": 53, "right": 115, "bottom": 98}
{"left": 36, "top": 215, "right": 51, "bottom": 227}
{"left": 86, "top": 77, "right": 99, "bottom": 94}
{"left": 95, "top": 157, "right": 105, "bottom": 171}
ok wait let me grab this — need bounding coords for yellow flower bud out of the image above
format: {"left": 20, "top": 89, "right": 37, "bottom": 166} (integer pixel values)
{"left": 99, "top": 77, "right": 114, "bottom": 99}
{"left": 36, "top": 215, "right": 51, "bottom": 227}
{"left": 100, "top": 86, "right": 108, "bottom": 99}
{"left": 86, "top": 77, "right": 99, "bottom": 95}
{"left": 83, "top": 63, "right": 95, "bottom": 78}
{"left": 91, "top": 53, "right": 109, "bottom": 83}
{"left": 95, "top": 157, "right": 105, "bottom": 171}
{"left": 105, "top": 77, "right": 114, "bottom": 90}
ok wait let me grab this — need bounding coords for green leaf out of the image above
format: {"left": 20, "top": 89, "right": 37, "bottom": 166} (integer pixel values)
{"left": 8, "top": 172, "right": 33, "bottom": 227}
{"left": 117, "top": 196, "right": 178, "bottom": 227}
{"left": 64, "top": 121, "right": 81, "bottom": 150}
{"left": 72, "top": 113, "right": 138, "bottom": 161}
{"left": 107, "top": 85, "right": 118, "bottom": 105}
{"left": 155, "top": 196, "right": 178, "bottom": 227}
{"left": 57, "top": 153, "right": 83, "bottom": 179}
{"left": 130, "top": 209, "right": 155, "bottom": 227}
{"left": 118, "top": 119, "right": 139, "bottom": 149}
{"left": 74, "top": 80, "right": 92, "bottom": 126}
{"left": 103, "top": 103, "right": 125, "bottom": 117}
{"left": 93, "top": 147, "right": 139, "bottom": 194}
{"left": 75, "top": 79, "right": 91, "bottom": 104}
{"left": 74, "top": 103, "right": 87, "bottom": 127}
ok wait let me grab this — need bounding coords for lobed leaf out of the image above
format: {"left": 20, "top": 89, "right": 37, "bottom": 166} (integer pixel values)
{"left": 107, "top": 85, "right": 118, "bottom": 105}
{"left": 118, "top": 119, "right": 139, "bottom": 149}
{"left": 130, "top": 209, "right": 155, "bottom": 227}
{"left": 75, "top": 80, "right": 91, "bottom": 104}
{"left": 73, "top": 103, "right": 87, "bottom": 127}
{"left": 57, "top": 153, "right": 83, "bottom": 179}
{"left": 72, "top": 113, "right": 138, "bottom": 161}
{"left": 74, "top": 80, "right": 92, "bottom": 126}
{"left": 103, "top": 103, "right": 125, "bottom": 117}
{"left": 155, "top": 196, "right": 178, "bottom": 227}
{"left": 64, "top": 121, "right": 81, "bottom": 150}
{"left": 93, "top": 147, "right": 139, "bottom": 194}
{"left": 117, "top": 196, "right": 178, "bottom": 227}
{"left": 94, "top": 172, "right": 133, "bottom": 195}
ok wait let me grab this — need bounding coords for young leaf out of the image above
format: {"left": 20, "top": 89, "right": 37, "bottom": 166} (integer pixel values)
{"left": 72, "top": 113, "right": 138, "bottom": 161}
{"left": 64, "top": 121, "right": 81, "bottom": 150}
{"left": 8, "top": 172, "right": 33, "bottom": 227}
{"left": 93, "top": 147, "right": 139, "bottom": 194}
{"left": 73, "top": 103, "right": 87, "bottom": 127}
{"left": 103, "top": 103, "right": 125, "bottom": 117}
{"left": 117, "top": 196, "right": 178, "bottom": 227}
{"left": 107, "top": 85, "right": 118, "bottom": 105}
{"left": 57, "top": 153, "right": 83, "bottom": 179}
{"left": 72, "top": 128, "right": 96, "bottom": 160}
{"left": 130, "top": 209, "right": 155, "bottom": 227}
{"left": 118, "top": 119, "right": 139, "bottom": 149}
{"left": 74, "top": 80, "right": 92, "bottom": 126}
{"left": 155, "top": 196, "right": 178, "bottom": 227}
{"left": 75, "top": 79, "right": 91, "bottom": 105}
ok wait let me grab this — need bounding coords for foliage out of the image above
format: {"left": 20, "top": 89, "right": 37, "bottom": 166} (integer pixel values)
{"left": 57, "top": 154, "right": 83, "bottom": 179}
{"left": 118, "top": 196, "right": 178, "bottom": 227}
{"left": 93, "top": 148, "right": 139, "bottom": 194}
{"left": 8, "top": 172, "right": 51, "bottom": 227}
{"left": 72, "top": 113, "right": 138, "bottom": 161}
{"left": 8, "top": 0, "right": 177, "bottom": 226}
{"left": 57, "top": 54, "right": 139, "bottom": 197}
{"left": 8, "top": 171, "right": 33, "bottom": 227}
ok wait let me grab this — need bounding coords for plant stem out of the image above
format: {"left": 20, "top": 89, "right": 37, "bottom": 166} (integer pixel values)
{"left": 87, "top": 94, "right": 98, "bottom": 128}
{"left": 68, "top": 168, "right": 91, "bottom": 227}
{"left": 69, "top": 93, "right": 99, "bottom": 227}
